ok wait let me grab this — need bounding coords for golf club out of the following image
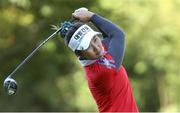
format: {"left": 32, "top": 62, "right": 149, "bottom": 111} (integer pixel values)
{"left": 3, "top": 19, "right": 75, "bottom": 95}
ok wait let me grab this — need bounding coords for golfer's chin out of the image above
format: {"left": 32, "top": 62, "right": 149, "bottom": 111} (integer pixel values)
{"left": 97, "top": 50, "right": 106, "bottom": 57}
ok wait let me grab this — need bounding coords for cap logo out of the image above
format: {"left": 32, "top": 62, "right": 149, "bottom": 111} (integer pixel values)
{"left": 74, "top": 26, "right": 91, "bottom": 40}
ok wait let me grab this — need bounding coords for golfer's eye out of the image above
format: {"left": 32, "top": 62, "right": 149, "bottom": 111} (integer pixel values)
{"left": 94, "top": 37, "right": 97, "bottom": 42}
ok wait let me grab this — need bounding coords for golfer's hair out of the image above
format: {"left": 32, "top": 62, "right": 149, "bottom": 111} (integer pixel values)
{"left": 64, "top": 22, "right": 84, "bottom": 56}
{"left": 64, "top": 22, "right": 83, "bottom": 45}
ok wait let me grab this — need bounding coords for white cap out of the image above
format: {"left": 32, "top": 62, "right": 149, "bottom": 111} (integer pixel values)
{"left": 68, "top": 24, "right": 101, "bottom": 52}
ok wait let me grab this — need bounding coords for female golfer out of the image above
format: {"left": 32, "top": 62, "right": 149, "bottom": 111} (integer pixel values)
{"left": 62, "top": 8, "right": 139, "bottom": 112}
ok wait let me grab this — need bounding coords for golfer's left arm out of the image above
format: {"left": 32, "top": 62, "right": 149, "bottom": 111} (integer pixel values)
{"left": 90, "top": 14, "right": 125, "bottom": 71}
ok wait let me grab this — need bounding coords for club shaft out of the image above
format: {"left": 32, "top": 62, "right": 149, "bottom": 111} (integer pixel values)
{"left": 8, "top": 28, "right": 61, "bottom": 78}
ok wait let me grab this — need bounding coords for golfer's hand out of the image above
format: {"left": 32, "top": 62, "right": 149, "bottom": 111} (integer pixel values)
{"left": 72, "top": 7, "right": 94, "bottom": 22}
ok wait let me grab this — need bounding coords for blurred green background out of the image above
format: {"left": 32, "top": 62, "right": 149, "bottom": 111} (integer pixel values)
{"left": 0, "top": 0, "right": 180, "bottom": 112}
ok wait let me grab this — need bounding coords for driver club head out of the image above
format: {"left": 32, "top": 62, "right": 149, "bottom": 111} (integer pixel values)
{"left": 3, "top": 77, "right": 18, "bottom": 95}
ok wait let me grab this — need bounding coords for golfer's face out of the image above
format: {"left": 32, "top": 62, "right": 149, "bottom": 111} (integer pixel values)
{"left": 82, "top": 35, "right": 104, "bottom": 60}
